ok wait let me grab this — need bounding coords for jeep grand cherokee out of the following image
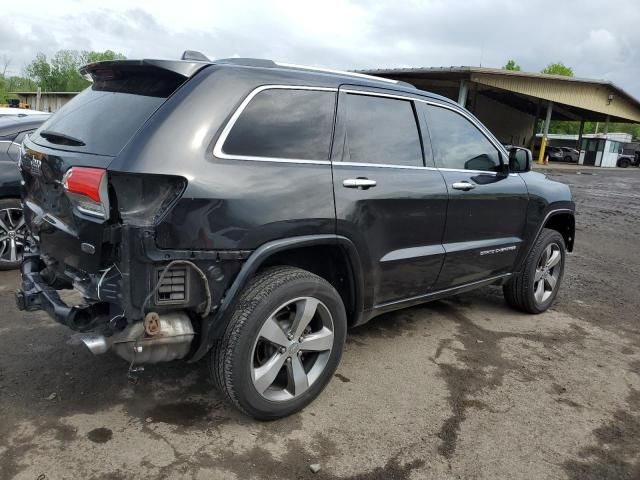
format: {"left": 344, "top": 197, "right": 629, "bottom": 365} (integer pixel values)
{"left": 15, "top": 52, "right": 575, "bottom": 419}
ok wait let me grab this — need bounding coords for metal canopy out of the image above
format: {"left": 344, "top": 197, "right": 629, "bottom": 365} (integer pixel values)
{"left": 361, "top": 66, "right": 640, "bottom": 123}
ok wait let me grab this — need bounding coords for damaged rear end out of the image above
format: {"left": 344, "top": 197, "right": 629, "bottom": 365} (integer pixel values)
{"left": 16, "top": 59, "right": 213, "bottom": 365}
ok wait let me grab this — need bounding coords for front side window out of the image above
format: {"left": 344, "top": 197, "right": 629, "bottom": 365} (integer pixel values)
{"left": 343, "top": 93, "right": 423, "bottom": 167}
{"left": 426, "top": 105, "right": 501, "bottom": 172}
{"left": 222, "top": 89, "right": 336, "bottom": 160}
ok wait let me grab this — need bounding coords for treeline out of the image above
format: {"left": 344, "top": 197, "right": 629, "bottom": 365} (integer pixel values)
{"left": 0, "top": 49, "right": 125, "bottom": 103}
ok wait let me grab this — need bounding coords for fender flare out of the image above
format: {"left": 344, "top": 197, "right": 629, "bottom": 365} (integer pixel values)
{"left": 189, "top": 234, "right": 364, "bottom": 362}
{"left": 516, "top": 208, "right": 575, "bottom": 272}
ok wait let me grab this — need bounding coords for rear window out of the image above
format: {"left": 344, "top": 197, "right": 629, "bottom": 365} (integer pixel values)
{"left": 32, "top": 69, "right": 185, "bottom": 156}
{"left": 221, "top": 88, "right": 336, "bottom": 160}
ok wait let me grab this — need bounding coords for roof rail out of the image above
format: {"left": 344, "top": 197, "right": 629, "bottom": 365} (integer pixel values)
{"left": 213, "top": 58, "right": 277, "bottom": 68}
{"left": 276, "top": 62, "right": 401, "bottom": 85}
{"left": 181, "top": 50, "right": 211, "bottom": 62}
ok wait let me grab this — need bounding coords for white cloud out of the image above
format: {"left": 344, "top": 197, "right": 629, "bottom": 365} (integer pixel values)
{"left": 1, "top": 0, "right": 640, "bottom": 98}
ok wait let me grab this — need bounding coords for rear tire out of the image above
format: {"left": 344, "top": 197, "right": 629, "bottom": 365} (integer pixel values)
{"left": 211, "top": 266, "right": 347, "bottom": 420}
{"left": 503, "top": 229, "right": 566, "bottom": 314}
{"left": 0, "top": 198, "right": 26, "bottom": 271}
{"left": 564, "top": 156, "right": 573, "bottom": 162}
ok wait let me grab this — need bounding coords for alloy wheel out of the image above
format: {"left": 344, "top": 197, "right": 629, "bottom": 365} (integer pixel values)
{"left": 251, "top": 296, "right": 335, "bottom": 402}
{"left": 533, "top": 242, "right": 562, "bottom": 304}
{"left": 0, "top": 207, "right": 26, "bottom": 265}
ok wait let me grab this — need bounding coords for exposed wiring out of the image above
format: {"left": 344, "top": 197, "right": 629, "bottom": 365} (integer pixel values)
{"left": 97, "top": 265, "right": 115, "bottom": 301}
{"left": 140, "top": 260, "right": 212, "bottom": 319}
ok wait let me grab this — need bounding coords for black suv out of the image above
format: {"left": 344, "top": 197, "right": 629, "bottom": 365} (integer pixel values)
{"left": 15, "top": 54, "right": 575, "bottom": 419}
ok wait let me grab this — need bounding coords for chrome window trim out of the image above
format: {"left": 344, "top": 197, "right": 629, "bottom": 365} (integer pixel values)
{"left": 340, "top": 88, "right": 510, "bottom": 161}
{"left": 336, "top": 161, "right": 437, "bottom": 171}
{"left": 213, "top": 85, "right": 338, "bottom": 165}
{"left": 213, "top": 84, "right": 512, "bottom": 171}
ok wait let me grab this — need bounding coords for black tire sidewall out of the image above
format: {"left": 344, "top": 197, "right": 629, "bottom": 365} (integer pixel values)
{"left": 524, "top": 231, "right": 566, "bottom": 312}
{"left": 227, "top": 273, "right": 346, "bottom": 419}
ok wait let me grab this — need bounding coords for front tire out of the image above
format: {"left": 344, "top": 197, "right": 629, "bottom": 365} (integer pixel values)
{"left": 618, "top": 158, "right": 631, "bottom": 168}
{"left": 503, "top": 229, "right": 566, "bottom": 314}
{"left": 211, "top": 266, "right": 347, "bottom": 420}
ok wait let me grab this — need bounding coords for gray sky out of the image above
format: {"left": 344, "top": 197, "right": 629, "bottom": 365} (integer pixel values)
{"left": 2, "top": 0, "right": 640, "bottom": 97}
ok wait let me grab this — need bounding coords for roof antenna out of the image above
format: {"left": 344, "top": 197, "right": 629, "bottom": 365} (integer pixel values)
{"left": 181, "top": 50, "right": 210, "bottom": 62}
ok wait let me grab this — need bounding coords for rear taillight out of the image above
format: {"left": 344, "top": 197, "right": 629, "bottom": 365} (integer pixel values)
{"left": 62, "top": 167, "right": 110, "bottom": 219}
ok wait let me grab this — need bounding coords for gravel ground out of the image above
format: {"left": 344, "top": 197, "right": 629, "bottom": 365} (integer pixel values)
{"left": 0, "top": 166, "right": 639, "bottom": 480}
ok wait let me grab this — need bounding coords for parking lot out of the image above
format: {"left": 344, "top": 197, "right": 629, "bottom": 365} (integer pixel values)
{"left": 0, "top": 166, "right": 639, "bottom": 480}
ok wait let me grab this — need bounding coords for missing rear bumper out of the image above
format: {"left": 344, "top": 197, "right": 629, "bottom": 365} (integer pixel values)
{"left": 15, "top": 253, "right": 112, "bottom": 332}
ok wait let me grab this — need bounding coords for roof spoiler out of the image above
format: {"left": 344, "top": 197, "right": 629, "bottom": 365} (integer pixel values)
{"left": 80, "top": 58, "right": 210, "bottom": 81}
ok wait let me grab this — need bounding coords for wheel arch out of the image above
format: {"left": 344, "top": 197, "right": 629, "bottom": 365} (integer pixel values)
{"left": 189, "top": 235, "right": 364, "bottom": 362}
{"left": 543, "top": 211, "right": 575, "bottom": 252}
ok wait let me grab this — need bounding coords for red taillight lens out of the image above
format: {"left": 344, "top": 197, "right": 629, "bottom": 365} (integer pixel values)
{"left": 62, "top": 167, "right": 110, "bottom": 219}
{"left": 63, "top": 167, "right": 104, "bottom": 202}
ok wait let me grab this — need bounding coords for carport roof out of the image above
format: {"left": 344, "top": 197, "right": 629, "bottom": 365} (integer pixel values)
{"left": 359, "top": 66, "right": 640, "bottom": 123}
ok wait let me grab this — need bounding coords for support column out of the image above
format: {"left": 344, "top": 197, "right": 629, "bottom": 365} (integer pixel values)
{"left": 457, "top": 79, "right": 469, "bottom": 107}
{"left": 530, "top": 101, "right": 541, "bottom": 150}
{"left": 604, "top": 115, "right": 610, "bottom": 135}
{"left": 577, "top": 118, "right": 585, "bottom": 150}
{"left": 538, "top": 101, "right": 553, "bottom": 164}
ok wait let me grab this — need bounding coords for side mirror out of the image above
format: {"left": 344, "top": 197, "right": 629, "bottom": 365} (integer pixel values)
{"left": 508, "top": 147, "right": 532, "bottom": 173}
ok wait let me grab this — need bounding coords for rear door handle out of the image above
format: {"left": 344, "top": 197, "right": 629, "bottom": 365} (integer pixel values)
{"left": 343, "top": 178, "right": 377, "bottom": 189}
{"left": 451, "top": 181, "right": 475, "bottom": 191}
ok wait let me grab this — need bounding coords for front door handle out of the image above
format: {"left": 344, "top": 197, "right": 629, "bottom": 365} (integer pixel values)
{"left": 451, "top": 181, "right": 475, "bottom": 191}
{"left": 343, "top": 178, "right": 377, "bottom": 189}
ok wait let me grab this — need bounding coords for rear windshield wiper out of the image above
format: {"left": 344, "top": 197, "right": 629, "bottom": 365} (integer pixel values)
{"left": 40, "top": 130, "right": 86, "bottom": 147}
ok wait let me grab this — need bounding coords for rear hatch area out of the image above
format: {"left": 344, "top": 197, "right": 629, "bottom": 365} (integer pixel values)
{"left": 17, "top": 60, "right": 205, "bottom": 331}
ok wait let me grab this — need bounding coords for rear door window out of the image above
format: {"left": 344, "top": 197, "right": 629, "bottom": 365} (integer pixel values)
{"left": 221, "top": 88, "right": 336, "bottom": 160}
{"left": 342, "top": 93, "right": 423, "bottom": 167}
{"left": 426, "top": 105, "right": 501, "bottom": 172}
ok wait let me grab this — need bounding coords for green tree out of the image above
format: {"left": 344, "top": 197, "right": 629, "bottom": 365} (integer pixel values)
{"left": 24, "top": 49, "right": 126, "bottom": 92}
{"left": 541, "top": 62, "right": 573, "bottom": 76}
{"left": 503, "top": 59, "right": 521, "bottom": 71}
{"left": 82, "top": 49, "right": 126, "bottom": 64}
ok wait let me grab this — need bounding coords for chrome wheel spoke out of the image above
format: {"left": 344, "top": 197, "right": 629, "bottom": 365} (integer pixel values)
{"left": 287, "top": 356, "right": 309, "bottom": 396}
{"left": 534, "top": 280, "right": 545, "bottom": 302}
{"left": 534, "top": 268, "right": 544, "bottom": 282}
{"left": 0, "top": 235, "right": 8, "bottom": 243}
{"left": 290, "top": 298, "right": 319, "bottom": 338}
{"left": 546, "top": 248, "right": 561, "bottom": 268}
{"left": 259, "top": 316, "right": 290, "bottom": 347}
{"left": 0, "top": 216, "right": 9, "bottom": 234}
{"left": 9, "top": 239, "right": 18, "bottom": 262}
{"left": 301, "top": 327, "right": 334, "bottom": 352}
{"left": 253, "top": 352, "right": 287, "bottom": 394}
{"left": 545, "top": 273, "right": 558, "bottom": 291}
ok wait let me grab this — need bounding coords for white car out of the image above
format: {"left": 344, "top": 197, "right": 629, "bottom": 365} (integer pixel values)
{"left": 0, "top": 107, "right": 49, "bottom": 117}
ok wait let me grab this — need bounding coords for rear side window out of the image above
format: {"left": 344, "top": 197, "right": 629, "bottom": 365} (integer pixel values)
{"left": 222, "top": 89, "right": 336, "bottom": 160}
{"left": 343, "top": 94, "right": 423, "bottom": 167}
{"left": 426, "top": 105, "right": 501, "bottom": 172}
{"left": 33, "top": 68, "right": 185, "bottom": 157}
